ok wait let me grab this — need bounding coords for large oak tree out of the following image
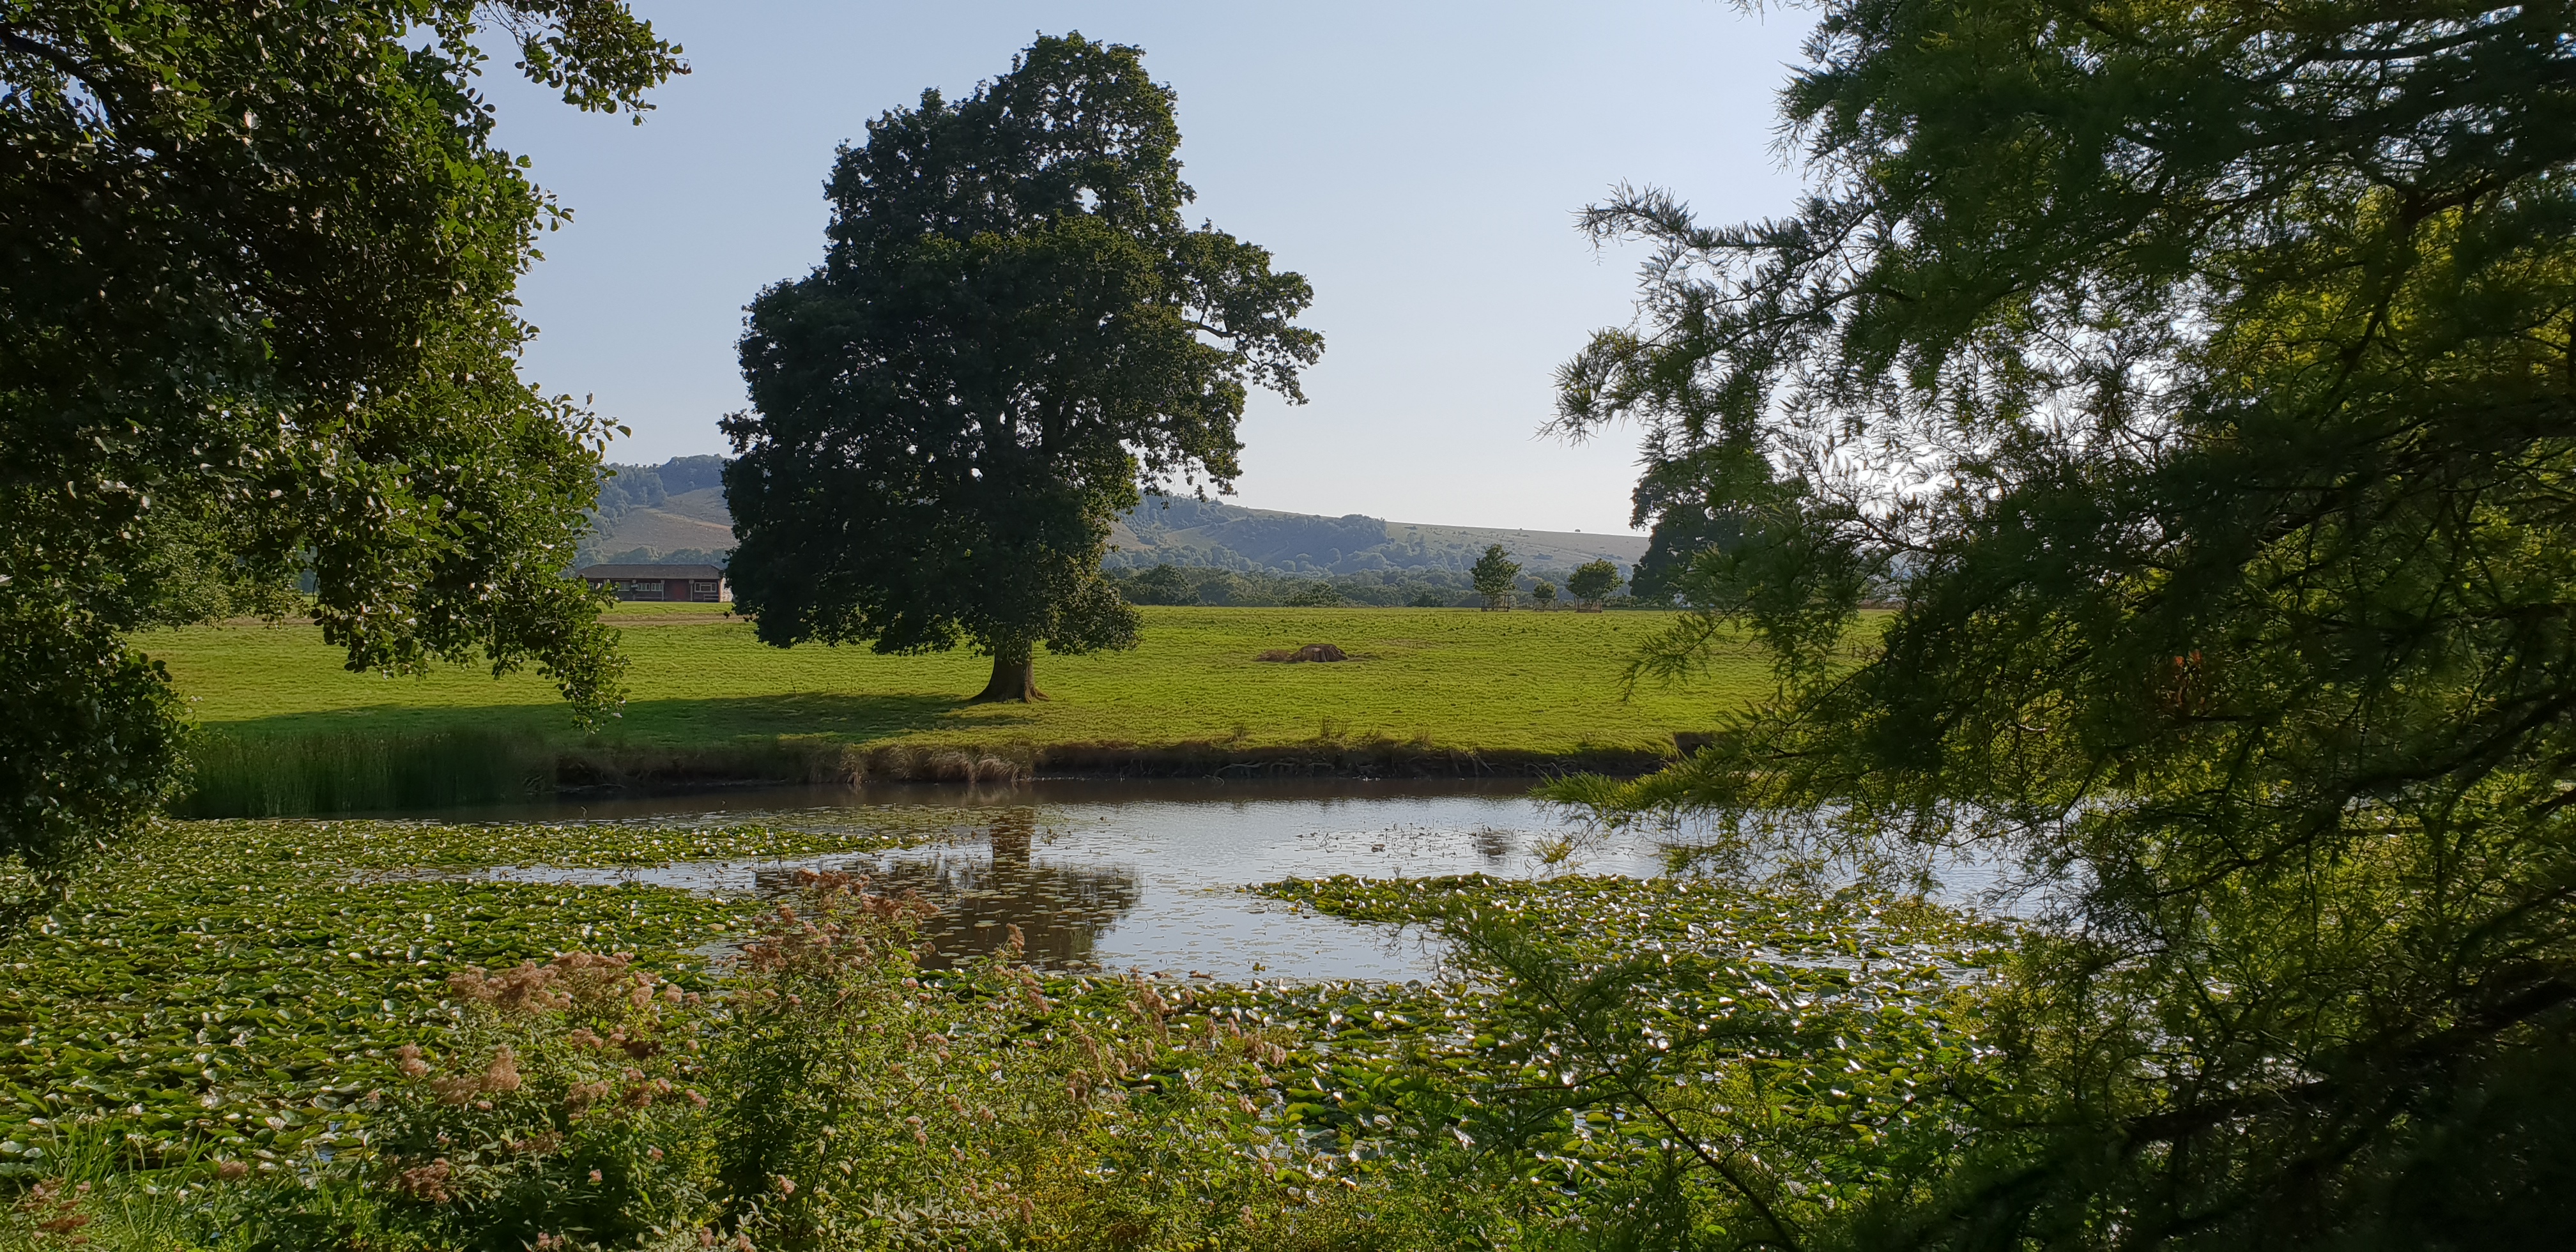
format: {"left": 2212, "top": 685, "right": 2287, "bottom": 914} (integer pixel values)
{"left": 1, "top": 1, "right": 680, "bottom": 924}
{"left": 722, "top": 34, "right": 1321, "bottom": 703}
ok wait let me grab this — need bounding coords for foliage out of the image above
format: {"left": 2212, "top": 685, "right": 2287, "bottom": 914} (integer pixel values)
{"left": 0, "top": 803, "right": 2030, "bottom": 1252}
{"left": 0, "top": 817, "right": 950, "bottom": 1161}
{"left": 1, "top": 839, "right": 1424, "bottom": 1251}
{"left": 1116, "top": 564, "right": 1200, "bottom": 606}
{"left": 326, "top": 954, "right": 718, "bottom": 1252}
{"left": 1556, "top": 0, "right": 2576, "bottom": 1244}
{"left": 722, "top": 34, "right": 1321, "bottom": 701}
{"left": 1470, "top": 546, "right": 1521, "bottom": 611}
{"left": 1254, "top": 873, "right": 2009, "bottom": 1249}
{"left": 1621, "top": 454, "right": 1754, "bottom": 607}
{"left": 1284, "top": 581, "right": 1345, "bottom": 609}
{"left": 1567, "top": 561, "right": 1622, "bottom": 609}
{"left": 1117, "top": 497, "right": 1392, "bottom": 573}
{"left": 0, "top": 599, "right": 188, "bottom": 928}
{"left": 1529, "top": 581, "right": 1557, "bottom": 609}
{"left": 1, "top": 0, "right": 679, "bottom": 908}
{"left": 1108, "top": 564, "right": 1486, "bottom": 609}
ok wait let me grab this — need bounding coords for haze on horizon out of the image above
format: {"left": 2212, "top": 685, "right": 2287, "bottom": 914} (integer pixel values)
{"left": 482, "top": 0, "right": 1809, "bottom": 537}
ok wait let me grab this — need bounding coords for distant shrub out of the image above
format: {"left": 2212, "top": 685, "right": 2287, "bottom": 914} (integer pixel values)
{"left": 1567, "top": 559, "right": 1621, "bottom": 609}
{"left": 1470, "top": 545, "right": 1520, "bottom": 610}
{"left": 1284, "top": 581, "right": 1343, "bottom": 607}
{"left": 1118, "top": 563, "right": 1199, "bottom": 606}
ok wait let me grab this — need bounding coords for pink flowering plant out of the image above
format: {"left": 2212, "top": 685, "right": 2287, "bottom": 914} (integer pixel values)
{"left": 354, "top": 952, "right": 719, "bottom": 1252}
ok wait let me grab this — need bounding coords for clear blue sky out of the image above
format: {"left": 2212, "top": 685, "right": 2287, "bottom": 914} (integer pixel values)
{"left": 481, "top": 1, "right": 1811, "bottom": 535}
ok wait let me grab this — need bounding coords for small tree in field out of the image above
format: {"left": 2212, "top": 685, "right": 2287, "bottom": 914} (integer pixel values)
{"left": 1531, "top": 581, "right": 1558, "bottom": 609}
{"left": 1470, "top": 545, "right": 1520, "bottom": 611}
{"left": 1567, "top": 560, "right": 1620, "bottom": 611}
{"left": 723, "top": 35, "right": 1321, "bottom": 702}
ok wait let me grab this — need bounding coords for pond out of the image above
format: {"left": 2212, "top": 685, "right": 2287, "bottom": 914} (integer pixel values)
{"left": 415, "top": 779, "right": 1671, "bottom": 984}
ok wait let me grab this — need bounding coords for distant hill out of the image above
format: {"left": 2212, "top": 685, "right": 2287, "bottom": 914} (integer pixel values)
{"left": 1107, "top": 496, "right": 1646, "bottom": 576}
{"left": 580, "top": 459, "right": 1646, "bottom": 577}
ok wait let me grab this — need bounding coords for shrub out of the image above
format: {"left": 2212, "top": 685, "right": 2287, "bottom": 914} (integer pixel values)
{"left": 1116, "top": 565, "right": 1199, "bottom": 606}
{"left": 1469, "top": 546, "right": 1519, "bottom": 610}
{"left": 352, "top": 954, "right": 718, "bottom": 1252}
{"left": 1567, "top": 560, "right": 1620, "bottom": 609}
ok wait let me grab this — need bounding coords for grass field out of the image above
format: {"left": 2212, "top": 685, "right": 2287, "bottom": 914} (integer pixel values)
{"left": 138, "top": 605, "right": 1790, "bottom": 812}
{"left": 149, "top": 607, "right": 1765, "bottom": 746}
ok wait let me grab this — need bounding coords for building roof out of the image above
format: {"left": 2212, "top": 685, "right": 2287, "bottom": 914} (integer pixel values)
{"left": 577, "top": 563, "right": 725, "bottom": 580}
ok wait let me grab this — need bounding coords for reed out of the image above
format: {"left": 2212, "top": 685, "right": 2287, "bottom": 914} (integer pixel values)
{"left": 181, "top": 727, "right": 558, "bottom": 818}
{"left": 180, "top": 725, "right": 1675, "bottom": 818}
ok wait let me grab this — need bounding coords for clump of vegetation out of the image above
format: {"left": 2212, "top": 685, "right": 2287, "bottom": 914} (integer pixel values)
{"left": 1552, "top": 0, "right": 2576, "bottom": 1241}
{"left": 3, "top": 0, "right": 684, "bottom": 927}
{"left": 1, "top": 862, "right": 1418, "bottom": 1251}
{"left": 1566, "top": 560, "right": 1621, "bottom": 611}
{"left": 0, "top": 809, "right": 2019, "bottom": 1252}
{"left": 1469, "top": 546, "right": 1521, "bottom": 611}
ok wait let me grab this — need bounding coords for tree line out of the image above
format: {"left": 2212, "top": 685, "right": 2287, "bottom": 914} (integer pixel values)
{"left": 1109, "top": 550, "right": 1629, "bottom": 610}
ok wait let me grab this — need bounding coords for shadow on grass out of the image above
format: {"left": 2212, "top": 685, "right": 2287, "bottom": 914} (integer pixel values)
{"left": 181, "top": 693, "right": 1028, "bottom": 818}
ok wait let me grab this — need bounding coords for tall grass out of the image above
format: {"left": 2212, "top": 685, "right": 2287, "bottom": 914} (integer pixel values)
{"left": 181, "top": 728, "right": 556, "bottom": 817}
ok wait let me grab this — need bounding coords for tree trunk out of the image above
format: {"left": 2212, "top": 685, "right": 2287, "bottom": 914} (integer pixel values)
{"left": 970, "top": 645, "right": 1048, "bottom": 703}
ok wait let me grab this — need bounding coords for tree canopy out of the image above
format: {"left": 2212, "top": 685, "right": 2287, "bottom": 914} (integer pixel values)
{"left": 2, "top": 0, "right": 680, "bottom": 917}
{"left": 1553, "top": 0, "right": 2576, "bottom": 1244}
{"left": 1567, "top": 559, "right": 1621, "bottom": 608}
{"left": 722, "top": 34, "right": 1321, "bottom": 703}
{"left": 1469, "top": 544, "right": 1521, "bottom": 610}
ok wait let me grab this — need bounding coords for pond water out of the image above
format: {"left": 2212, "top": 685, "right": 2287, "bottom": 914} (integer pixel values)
{"left": 421, "top": 779, "right": 1669, "bottom": 984}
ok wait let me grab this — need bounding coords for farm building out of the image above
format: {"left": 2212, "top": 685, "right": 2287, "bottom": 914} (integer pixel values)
{"left": 578, "top": 563, "right": 727, "bottom": 603}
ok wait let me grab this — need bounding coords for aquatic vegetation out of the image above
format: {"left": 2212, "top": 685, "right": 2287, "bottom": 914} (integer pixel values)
{"left": 1, "top": 818, "right": 2012, "bottom": 1249}
{"left": 0, "top": 818, "right": 953, "bottom": 1172}
{"left": 1248, "top": 874, "right": 2016, "bottom": 1243}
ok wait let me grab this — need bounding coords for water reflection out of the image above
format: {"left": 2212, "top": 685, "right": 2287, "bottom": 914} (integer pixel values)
{"left": 782, "top": 811, "right": 1145, "bottom": 970}
{"left": 450, "top": 782, "right": 1675, "bottom": 982}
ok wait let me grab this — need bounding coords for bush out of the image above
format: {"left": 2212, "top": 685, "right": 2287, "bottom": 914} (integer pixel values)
{"left": 1567, "top": 560, "right": 1621, "bottom": 609}
{"left": 353, "top": 956, "right": 717, "bottom": 1252}
{"left": 1116, "top": 564, "right": 1199, "bottom": 606}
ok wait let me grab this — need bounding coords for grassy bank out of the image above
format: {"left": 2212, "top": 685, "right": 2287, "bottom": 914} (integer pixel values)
{"left": 145, "top": 606, "right": 1779, "bottom": 813}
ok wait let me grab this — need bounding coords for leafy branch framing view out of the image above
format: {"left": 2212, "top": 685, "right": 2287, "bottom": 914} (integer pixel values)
{"left": 4, "top": 1, "right": 2575, "bottom": 1249}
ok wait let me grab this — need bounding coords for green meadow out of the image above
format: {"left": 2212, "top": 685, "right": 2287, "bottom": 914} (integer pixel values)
{"left": 142, "top": 606, "right": 1780, "bottom": 813}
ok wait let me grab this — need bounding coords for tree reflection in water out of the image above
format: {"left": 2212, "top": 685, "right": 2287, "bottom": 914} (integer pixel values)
{"left": 751, "top": 809, "right": 1142, "bottom": 970}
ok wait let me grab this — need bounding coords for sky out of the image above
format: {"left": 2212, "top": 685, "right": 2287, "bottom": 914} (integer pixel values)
{"left": 481, "top": 1, "right": 1815, "bottom": 535}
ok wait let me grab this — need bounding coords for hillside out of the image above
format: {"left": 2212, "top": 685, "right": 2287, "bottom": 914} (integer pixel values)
{"left": 583, "top": 459, "right": 1646, "bottom": 576}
